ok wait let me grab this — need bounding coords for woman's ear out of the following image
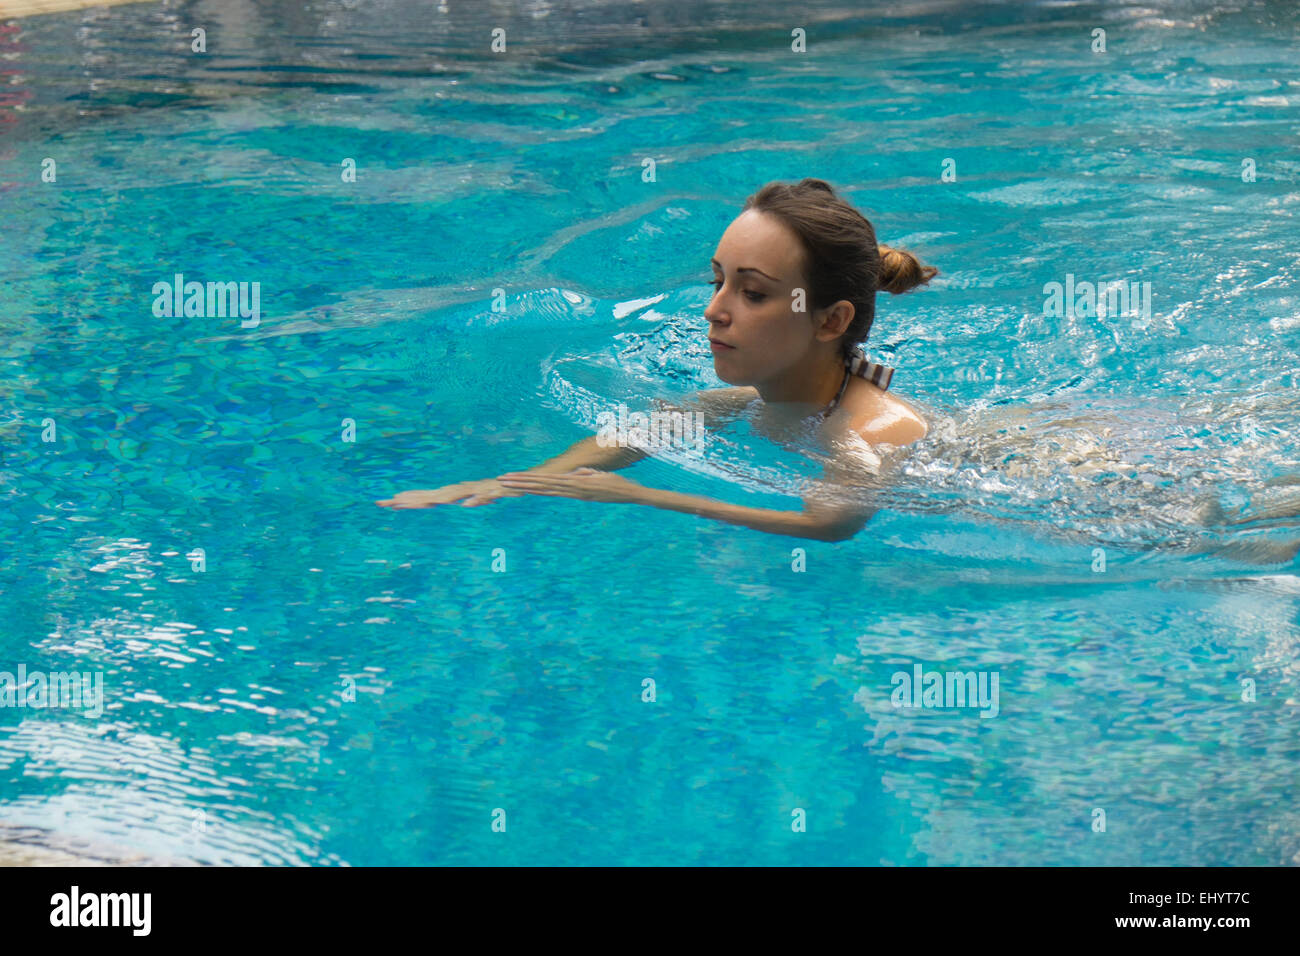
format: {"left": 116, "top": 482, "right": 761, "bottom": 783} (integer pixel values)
{"left": 814, "top": 300, "right": 856, "bottom": 342}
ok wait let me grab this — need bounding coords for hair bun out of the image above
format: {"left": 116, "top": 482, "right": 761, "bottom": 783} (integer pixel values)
{"left": 877, "top": 244, "right": 939, "bottom": 294}
{"left": 796, "top": 177, "right": 836, "bottom": 195}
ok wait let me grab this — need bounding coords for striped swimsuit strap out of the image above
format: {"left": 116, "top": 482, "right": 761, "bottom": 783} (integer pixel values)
{"left": 845, "top": 349, "right": 895, "bottom": 391}
{"left": 819, "top": 350, "right": 897, "bottom": 417}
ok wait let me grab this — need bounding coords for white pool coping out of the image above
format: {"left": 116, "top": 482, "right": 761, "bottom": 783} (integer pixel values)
{"left": 0, "top": 0, "right": 158, "bottom": 18}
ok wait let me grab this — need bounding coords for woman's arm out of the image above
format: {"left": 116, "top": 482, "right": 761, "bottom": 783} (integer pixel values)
{"left": 378, "top": 387, "right": 751, "bottom": 509}
{"left": 376, "top": 435, "right": 639, "bottom": 509}
{"left": 496, "top": 468, "right": 876, "bottom": 541}
{"left": 528, "top": 434, "right": 647, "bottom": 474}
{"left": 637, "top": 485, "right": 875, "bottom": 541}
{"left": 496, "top": 419, "right": 892, "bottom": 539}
{"left": 522, "top": 386, "right": 756, "bottom": 474}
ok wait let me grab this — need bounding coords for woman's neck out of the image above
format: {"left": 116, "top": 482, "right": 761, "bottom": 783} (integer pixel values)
{"left": 752, "top": 352, "right": 845, "bottom": 411}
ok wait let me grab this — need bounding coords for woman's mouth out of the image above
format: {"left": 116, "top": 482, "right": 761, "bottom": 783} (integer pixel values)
{"left": 709, "top": 338, "right": 735, "bottom": 352}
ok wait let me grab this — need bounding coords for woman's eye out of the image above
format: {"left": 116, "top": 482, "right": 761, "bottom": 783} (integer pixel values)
{"left": 708, "top": 279, "right": 764, "bottom": 302}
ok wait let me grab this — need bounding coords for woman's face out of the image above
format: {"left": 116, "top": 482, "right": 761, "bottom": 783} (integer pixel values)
{"left": 704, "top": 210, "right": 820, "bottom": 386}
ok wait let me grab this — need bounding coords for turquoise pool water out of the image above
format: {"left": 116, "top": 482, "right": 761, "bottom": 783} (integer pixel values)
{"left": 2, "top": 0, "right": 1299, "bottom": 865}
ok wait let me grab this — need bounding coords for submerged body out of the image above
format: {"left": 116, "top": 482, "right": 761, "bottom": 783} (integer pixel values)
{"left": 379, "top": 176, "right": 1300, "bottom": 560}
{"left": 379, "top": 179, "right": 938, "bottom": 540}
{"left": 375, "top": 377, "right": 925, "bottom": 541}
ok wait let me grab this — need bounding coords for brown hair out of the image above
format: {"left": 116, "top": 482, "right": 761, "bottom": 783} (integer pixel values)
{"left": 741, "top": 177, "right": 937, "bottom": 357}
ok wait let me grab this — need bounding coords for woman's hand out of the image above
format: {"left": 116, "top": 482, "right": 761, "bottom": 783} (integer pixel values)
{"left": 496, "top": 467, "right": 649, "bottom": 504}
{"left": 376, "top": 478, "right": 524, "bottom": 509}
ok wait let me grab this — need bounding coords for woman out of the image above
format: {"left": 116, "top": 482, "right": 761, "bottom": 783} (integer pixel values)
{"left": 377, "top": 178, "right": 937, "bottom": 541}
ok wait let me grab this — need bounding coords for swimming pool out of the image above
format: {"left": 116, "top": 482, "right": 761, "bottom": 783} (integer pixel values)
{"left": 2, "top": 0, "right": 1298, "bottom": 865}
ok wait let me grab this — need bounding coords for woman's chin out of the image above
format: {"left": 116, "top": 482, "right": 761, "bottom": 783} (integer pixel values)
{"left": 711, "top": 356, "right": 748, "bottom": 386}
{"left": 712, "top": 364, "right": 741, "bottom": 385}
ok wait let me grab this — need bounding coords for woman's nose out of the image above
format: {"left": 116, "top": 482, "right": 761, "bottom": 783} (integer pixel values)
{"left": 704, "top": 295, "right": 726, "bottom": 324}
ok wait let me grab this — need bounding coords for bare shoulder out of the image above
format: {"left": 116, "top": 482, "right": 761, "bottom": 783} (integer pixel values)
{"left": 842, "top": 380, "right": 929, "bottom": 446}
{"left": 691, "top": 386, "right": 759, "bottom": 422}
{"left": 655, "top": 386, "right": 758, "bottom": 428}
{"left": 695, "top": 385, "right": 759, "bottom": 407}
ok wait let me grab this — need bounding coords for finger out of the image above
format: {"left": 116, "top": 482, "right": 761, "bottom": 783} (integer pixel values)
{"left": 384, "top": 493, "right": 421, "bottom": 506}
{"left": 398, "top": 496, "right": 444, "bottom": 509}
{"left": 499, "top": 477, "right": 557, "bottom": 488}
{"left": 404, "top": 489, "right": 468, "bottom": 505}
{"left": 500, "top": 483, "right": 565, "bottom": 494}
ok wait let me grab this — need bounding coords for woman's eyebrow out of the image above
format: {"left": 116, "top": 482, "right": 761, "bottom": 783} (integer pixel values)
{"left": 710, "top": 258, "right": 781, "bottom": 282}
